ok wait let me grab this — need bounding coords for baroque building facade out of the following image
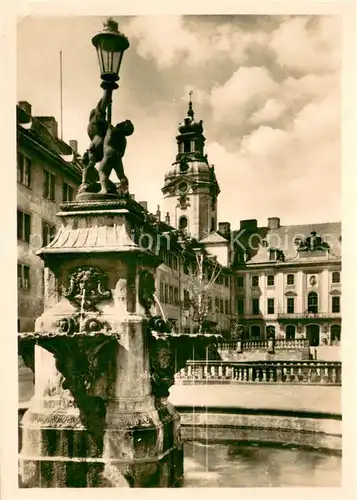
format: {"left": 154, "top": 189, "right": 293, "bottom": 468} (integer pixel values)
{"left": 232, "top": 219, "right": 341, "bottom": 345}
{"left": 17, "top": 101, "right": 82, "bottom": 333}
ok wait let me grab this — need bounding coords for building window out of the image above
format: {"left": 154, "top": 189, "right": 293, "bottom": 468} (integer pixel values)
{"left": 184, "top": 290, "right": 190, "bottom": 309}
{"left": 267, "top": 298, "right": 275, "bottom": 315}
{"left": 43, "top": 170, "right": 56, "bottom": 201}
{"left": 62, "top": 182, "right": 74, "bottom": 202}
{"left": 17, "top": 210, "right": 31, "bottom": 243}
{"left": 224, "top": 299, "right": 230, "bottom": 314}
{"left": 159, "top": 283, "right": 164, "bottom": 303}
{"left": 332, "top": 296, "right": 340, "bottom": 313}
{"left": 267, "top": 275, "right": 275, "bottom": 286}
{"left": 219, "top": 299, "right": 224, "bottom": 314}
{"left": 251, "top": 325, "right": 261, "bottom": 339}
{"left": 17, "top": 263, "right": 30, "bottom": 290}
{"left": 17, "top": 153, "right": 31, "bottom": 188}
{"left": 252, "top": 275, "right": 259, "bottom": 287}
{"left": 169, "top": 286, "right": 174, "bottom": 304}
{"left": 237, "top": 299, "right": 244, "bottom": 315}
{"left": 207, "top": 296, "right": 212, "bottom": 312}
{"left": 286, "top": 325, "right": 296, "bottom": 340}
{"left": 287, "top": 297, "right": 295, "bottom": 314}
{"left": 331, "top": 324, "right": 341, "bottom": 343}
{"left": 174, "top": 287, "right": 179, "bottom": 305}
{"left": 252, "top": 298, "right": 260, "bottom": 315}
{"left": 224, "top": 275, "right": 229, "bottom": 287}
{"left": 42, "top": 221, "right": 56, "bottom": 246}
{"left": 307, "top": 292, "right": 318, "bottom": 313}
{"left": 237, "top": 275, "right": 244, "bottom": 288}
{"left": 332, "top": 271, "right": 340, "bottom": 284}
{"left": 164, "top": 284, "right": 169, "bottom": 303}
{"left": 215, "top": 297, "right": 219, "bottom": 313}
{"left": 287, "top": 274, "right": 295, "bottom": 285}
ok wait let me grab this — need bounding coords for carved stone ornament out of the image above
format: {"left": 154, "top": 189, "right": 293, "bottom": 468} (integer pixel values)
{"left": 64, "top": 266, "right": 111, "bottom": 310}
{"left": 177, "top": 194, "right": 190, "bottom": 210}
{"left": 138, "top": 270, "right": 156, "bottom": 312}
{"left": 309, "top": 275, "right": 317, "bottom": 287}
{"left": 297, "top": 231, "right": 330, "bottom": 252}
{"left": 56, "top": 312, "right": 112, "bottom": 336}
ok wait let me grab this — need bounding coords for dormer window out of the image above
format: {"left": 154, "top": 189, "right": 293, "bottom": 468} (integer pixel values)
{"left": 269, "top": 249, "right": 277, "bottom": 261}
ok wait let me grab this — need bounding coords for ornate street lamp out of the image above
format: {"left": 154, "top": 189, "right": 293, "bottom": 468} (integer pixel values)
{"left": 92, "top": 18, "right": 130, "bottom": 123}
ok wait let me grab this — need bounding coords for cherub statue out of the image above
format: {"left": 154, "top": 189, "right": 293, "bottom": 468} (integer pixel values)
{"left": 97, "top": 119, "right": 134, "bottom": 195}
{"left": 78, "top": 88, "right": 112, "bottom": 192}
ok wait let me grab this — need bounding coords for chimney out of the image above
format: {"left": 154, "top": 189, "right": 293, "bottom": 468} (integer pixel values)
{"left": 156, "top": 205, "right": 161, "bottom": 221}
{"left": 139, "top": 201, "right": 148, "bottom": 211}
{"left": 18, "top": 101, "right": 32, "bottom": 116}
{"left": 37, "top": 116, "right": 58, "bottom": 138}
{"left": 130, "top": 194, "right": 135, "bottom": 200}
{"left": 218, "top": 222, "right": 231, "bottom": 235}
{"left": 165, "top": 212, "right": 170, "bottom": 225}
{"left": 240, "top": 219, "right": 258, "bottom": 231}
{"left": 69, "top": 140, "right": 78, "bottom": 154}
{"left": 267, "top": 217, "right": 280, "bottom": 230}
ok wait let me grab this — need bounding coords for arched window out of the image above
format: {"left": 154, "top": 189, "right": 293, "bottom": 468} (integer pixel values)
{"left": 332, "top": 271, "right": 340, "bottom": 284}
{"left": 179, "top": 216, "right": 188, "bottom": 231}
{"left": 307, "top": 292, "right": 318, "bottom": 313}
{"left": 286, "top": 325, "right": 296, "bottom": 340}
{"left": 250, "top": 325, "right": 261, "bottom": 339}
{"left": 184, "top": 141, "right": 190, "bottom": 153}
{"left": 331, "top": 324, "right": 341, "bottom": 344}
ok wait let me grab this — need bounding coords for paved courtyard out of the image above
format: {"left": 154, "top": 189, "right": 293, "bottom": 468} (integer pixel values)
{"left": 169, "top": 383, "right": 341, "bottom": 414}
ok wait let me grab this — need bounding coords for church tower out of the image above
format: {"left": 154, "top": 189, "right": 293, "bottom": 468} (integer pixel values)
{"left": 162, "top": 93, "right": 220, "bottom": 241}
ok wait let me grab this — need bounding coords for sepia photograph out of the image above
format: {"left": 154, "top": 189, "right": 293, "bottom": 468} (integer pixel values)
{"left": 10, "top": 9, "right": 348, "bottom": 491}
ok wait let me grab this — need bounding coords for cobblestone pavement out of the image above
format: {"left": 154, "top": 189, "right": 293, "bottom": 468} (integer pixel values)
{"left": 169, "top": 384, "right": 341, "bottom": 414}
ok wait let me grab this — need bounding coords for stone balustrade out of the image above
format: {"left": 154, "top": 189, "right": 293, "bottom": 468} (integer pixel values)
{"left": 218, "top": 338, "right": 309, "bottom": 351}
{"left": 175, "top": 360, "right": 341, "bottom": 385}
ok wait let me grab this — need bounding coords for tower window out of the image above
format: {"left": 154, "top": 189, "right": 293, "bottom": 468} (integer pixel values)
{"left": 184, "top": 141, "right": 190, "bottom": 153}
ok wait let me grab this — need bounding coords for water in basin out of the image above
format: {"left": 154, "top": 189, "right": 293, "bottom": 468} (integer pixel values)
{"left": 182, "top": 440, "right": 341, "bottom": 487}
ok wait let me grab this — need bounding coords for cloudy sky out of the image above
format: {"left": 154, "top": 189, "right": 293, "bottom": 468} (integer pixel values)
{"left": 17, "top": 14, "right": 341, "bottom": 228}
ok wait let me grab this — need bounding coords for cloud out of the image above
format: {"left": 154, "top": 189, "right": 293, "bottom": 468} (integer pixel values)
{"left": 209, "top": 66, "right": 278, "bottom": 125}
{"left": 269, "top": 16, "right": 341, "bottom": 74}
{"left": 125, "top": 16, "right": 270, "bottom": 69}
{"left": 250, "top": 98, "right": 287, "bottom": 124}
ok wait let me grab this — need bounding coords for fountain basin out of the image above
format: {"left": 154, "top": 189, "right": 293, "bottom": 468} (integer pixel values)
{"left": 182, "top": 439, "right": 341, "bottom": 487}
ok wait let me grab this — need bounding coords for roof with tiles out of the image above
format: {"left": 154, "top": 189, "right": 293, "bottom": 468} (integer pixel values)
{"left": 231, "top": 221, "right": 341, "bottom": 265}
{"left": 17, "top": 104, "right": 82, "bottom": 180}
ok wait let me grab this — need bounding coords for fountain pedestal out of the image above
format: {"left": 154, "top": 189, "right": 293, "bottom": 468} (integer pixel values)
{"left": 19, "top": 198, "right": 215, "bottom": 487}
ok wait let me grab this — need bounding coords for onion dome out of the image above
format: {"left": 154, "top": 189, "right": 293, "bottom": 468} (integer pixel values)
{"left": 178, "top": 93, "right": 203, "bottom": 135}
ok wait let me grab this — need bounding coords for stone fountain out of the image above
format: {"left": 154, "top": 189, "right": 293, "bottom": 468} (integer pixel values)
{"left": 18, "top": 19, "right": 217, "bottom": 488}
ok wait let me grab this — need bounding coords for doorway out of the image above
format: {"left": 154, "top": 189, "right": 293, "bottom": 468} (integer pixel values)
{"left": 307, "top": 324, "right": 320, "bottom": 346}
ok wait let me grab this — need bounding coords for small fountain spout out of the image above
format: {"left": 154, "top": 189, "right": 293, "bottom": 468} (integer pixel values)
{"left": 79, "top": 286, "right": 86, "bottom": 333}
{"left": 153, "top": 293, "right": 167, "bottom": 322}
